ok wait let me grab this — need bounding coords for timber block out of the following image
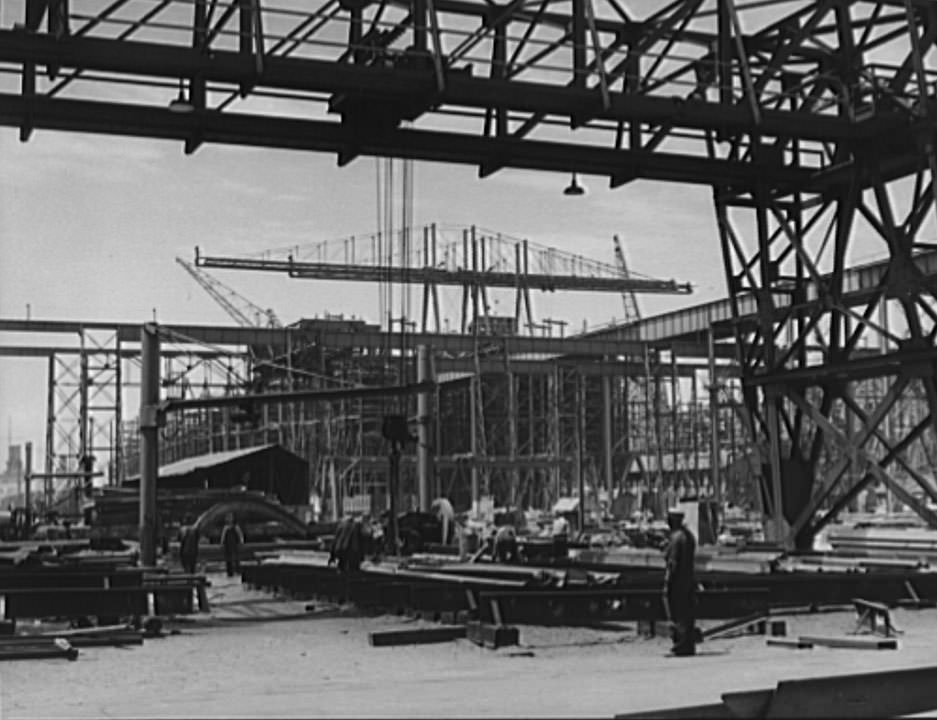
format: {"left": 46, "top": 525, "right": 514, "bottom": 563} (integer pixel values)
{"left": 466, "top": 621, "right": 519, "bottom": 649}
{"left": 767, "top": 637, "right": 813, "bottom": 649}
{"left": 799, "top": 634, "right": 898, "bottom": 650}
{"left": 369, "top": 625, "right": 467, "bottom": 647}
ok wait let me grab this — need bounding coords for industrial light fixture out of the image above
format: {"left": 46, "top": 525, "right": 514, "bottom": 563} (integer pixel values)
{"left": 563, "top": 173, "right": 586, "bottom": 196}
{"left": 168, "top": 78, "right": 195, "bottom": 114}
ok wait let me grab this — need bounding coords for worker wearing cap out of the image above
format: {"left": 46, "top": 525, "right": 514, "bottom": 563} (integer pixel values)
{"left": 663, "top": 506, "right": 696, "bottom": 656}
{"left": 493, "top": 523, "right": 519, "bottom": 564}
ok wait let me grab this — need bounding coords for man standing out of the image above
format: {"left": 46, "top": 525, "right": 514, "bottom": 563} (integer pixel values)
{"left": 220, "top": 513, "right": 244, "bottom": 577}
{"left": 178, "top": 514, "right": 200, "bottom": 575}
{"left": 329, "top": 514, "right": 370, "bottom": 573}
{"left": 663, "top": 506, "right": 696, "bottom": 656}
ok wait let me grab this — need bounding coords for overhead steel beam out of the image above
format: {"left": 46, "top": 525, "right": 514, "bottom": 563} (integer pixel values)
{"left": 196, "top": 254, "right": 693, "bottom": 294}
{"left": 0, "top": 93, "right": 817, "bottom": 189}
{"left": 433, "top": 357, "right": 736, "bottom": 377}
{"left": 592, "top": 249, "right": 937, "bottom": 344}
{"left": 0, "top": 345, "right": 244, "bottom": 358}
{"left": 159, "top": 380, "right": 436, "bottom": 414}
{"left": 0, "top": 30, "right": 906, "bottom": 143}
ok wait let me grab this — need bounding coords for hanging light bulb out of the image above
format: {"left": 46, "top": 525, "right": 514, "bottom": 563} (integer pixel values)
{"left": 169, "top": 78, "right": 195, "bottom": 114}
{"left": 563, "top": 173, "right": 586, "bottom": 196}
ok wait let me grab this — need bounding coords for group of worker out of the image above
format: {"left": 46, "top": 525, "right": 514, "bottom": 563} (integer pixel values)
{"left": 176, "top": 499, "right": 697, "bottom": 658}
{"left": 176, "top": 512, "right": 245, "bottom": 577}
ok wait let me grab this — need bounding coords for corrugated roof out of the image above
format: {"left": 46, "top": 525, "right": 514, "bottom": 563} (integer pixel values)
{"left": 155, "top": 444, "right": 278, "bottom": 479}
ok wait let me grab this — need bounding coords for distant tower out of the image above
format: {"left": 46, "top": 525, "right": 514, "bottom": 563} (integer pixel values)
{"left": 3, "top": 445, "right": 23, "bottom": 496}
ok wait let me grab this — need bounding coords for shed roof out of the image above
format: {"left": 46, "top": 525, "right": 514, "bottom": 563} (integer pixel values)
{"left": 156, "top": 444, "right": 281, "bottom": 478}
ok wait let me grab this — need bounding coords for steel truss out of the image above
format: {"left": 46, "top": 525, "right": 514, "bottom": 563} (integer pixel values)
{"left": 710, "top": 0, "right": 937, "bottom": 548}
{"left": 4, "top": 0, "right": 937, "bottom": 542}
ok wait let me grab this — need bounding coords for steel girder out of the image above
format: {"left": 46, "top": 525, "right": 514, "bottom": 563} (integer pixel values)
{"left": 0, "top": 1, "right": 927, "bottom": 189}
{"left": 4, "top": 0, "right": 937, "bottom": 544}
{"left": 713, "top": 0, "right": 937, "bottom": 548}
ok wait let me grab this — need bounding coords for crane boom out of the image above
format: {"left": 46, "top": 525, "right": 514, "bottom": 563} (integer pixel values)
{"left": 613, "top": 235, "right": 642, "bottom": 324}
{"left": 175, "top": 257, "right": 281, "bottom": 328}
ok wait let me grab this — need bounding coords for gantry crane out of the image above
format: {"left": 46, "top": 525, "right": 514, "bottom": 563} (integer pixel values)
{"left": 175, "top": 258, "right": 281, "bottom": 329}
{"left": 613, "top": 235, "right": 641, "bottom": 325}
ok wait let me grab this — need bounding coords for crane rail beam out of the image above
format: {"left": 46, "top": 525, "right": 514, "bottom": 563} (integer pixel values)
{"left": 0, "top": 345, "right": 244, "bottom": 359}
{"left": 0, "top": 29, "right": 905, "bottom": 144}
{"left": 196, "top": 255, "right": 692, "bottom": 294}
{"left": 0, "top": 92, "right": 824, "bottom": 190}
{"left": 0, "top": 319, "right": 733, "bottom": 357}
{"left": 159, "top": 381, "right": 435, "bottom": 413}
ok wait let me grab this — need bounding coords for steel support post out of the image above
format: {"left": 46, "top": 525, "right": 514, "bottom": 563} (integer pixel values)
{"left": 113, "top": 335, "right": 122, "bottom": 486}
{"left": 601, "top": 373, "right": 613, "bottom": 498}
{"left": 79, "top": 332, "right": 89, "bottom": 490}
{"left": 506, "top": 368, "right": 519, "bottom": 506}
{"left": 44, "top": 354, "right": 55, "bottom": 506}
{"left": 416, "top": 344, "right": 431, "bottom": 511}
{"left": 708, "top": 328, "right": 722, "bottom": 516}
{"left": 469, "top": 374, "right": 479, "bottom": 516}
{"left": 24, "top": 441, "right": 32, "bottom": 535}
{"left": 139, "top": 323, "right": 160, "bottom": 568}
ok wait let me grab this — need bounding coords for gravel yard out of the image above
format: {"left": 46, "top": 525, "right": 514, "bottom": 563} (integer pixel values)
{"left": 3, "top": 573, "right": 937, "bottom": 718}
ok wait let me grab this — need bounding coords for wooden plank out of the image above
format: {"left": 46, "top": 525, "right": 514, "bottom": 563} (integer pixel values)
{"left": 766, "top": 637, "right": 813, "bottom": 649}
{"left": 0, "top": 632, "right": 143, "bottom": 647}
{"left": 368, "top": 625, "right": 467, "bottom": 647}
{"left": 0, "top": 638, "right": 78, "bottom": 661}
{"left": 798, "top": 635, "right": 898, "bottom": 649}
{"left": 702, "top": 612, "right": 766, "bottom": 640}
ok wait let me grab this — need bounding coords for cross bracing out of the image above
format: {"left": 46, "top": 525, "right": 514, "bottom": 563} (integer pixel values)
{"left": 4, "top": 0, "right": 937, "bottom": 546}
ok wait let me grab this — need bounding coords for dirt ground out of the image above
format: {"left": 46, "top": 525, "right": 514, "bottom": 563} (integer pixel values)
{"left": 2, "top": 572, "right": 937, "bottom": 718}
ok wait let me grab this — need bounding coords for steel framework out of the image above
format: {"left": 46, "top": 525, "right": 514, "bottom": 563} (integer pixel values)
{"left": 3, "top": 0, "right": 937, "bottom": 545}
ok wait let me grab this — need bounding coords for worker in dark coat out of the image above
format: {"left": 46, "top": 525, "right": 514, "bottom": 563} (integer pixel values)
{"left": 663, "top": 507, "right": 697, "bottom": 656}
{"left": 329, "top": 515, "right": 369, "bottom": 573}
{"left": 178, "top": 514, "right": 200, "bottom": 575}
{"left": 220, "top": 513, "right": 244, "bottom": 577}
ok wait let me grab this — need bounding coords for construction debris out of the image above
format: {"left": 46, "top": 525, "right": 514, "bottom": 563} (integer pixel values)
{"left": 851, "top": 598, "right": 901, "bottom": 637}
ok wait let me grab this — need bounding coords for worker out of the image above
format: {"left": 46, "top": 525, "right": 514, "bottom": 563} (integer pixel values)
{"left": 329, "top": 514, "right": 369, "bottom": 573}
{"left": 551, "top": 513, "right": 570, "bottom": 559}
{"left": 492, "top": 523, "right": 519, "bottom": 564}
{"left": 430, "top": 497, "right": 456, "bottom": 545}
{"left": 663, "top": 506, "right": 697, "bottom": 656}
{"left": 178, "top": 514, "right": 200, "bottom": 575}
{"left": 220, "top": 513, "right": 245, "bottom": 577}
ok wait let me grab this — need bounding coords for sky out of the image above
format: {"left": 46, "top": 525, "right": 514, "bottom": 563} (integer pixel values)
{"left": 0, "top": 124, "right": 730, "bottom": 465}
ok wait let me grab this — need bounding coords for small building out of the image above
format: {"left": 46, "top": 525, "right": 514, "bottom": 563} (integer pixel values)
{"left": 124, "top": 444, "right": 309, "bottom": 505}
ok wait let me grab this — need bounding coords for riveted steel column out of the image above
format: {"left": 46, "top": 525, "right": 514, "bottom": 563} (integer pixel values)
{"left": 417, "top": 344, "right": 432, "bottom": 511}
{"left": 139, "top": 323, "right": 160, "bottom": 567}
{"left": 601, "top": 373, "right": 613, "bottom": 497}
